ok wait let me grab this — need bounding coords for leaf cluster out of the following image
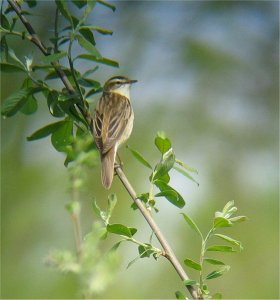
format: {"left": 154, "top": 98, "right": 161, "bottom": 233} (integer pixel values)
{"left": 1, "top": 0, "right": 119, "bottom": 166}
{"left": 177, "top": 201, "right": 247, "bottom": 299}
{"left": 128, "top": 131, "right": 198, "bottom": 211}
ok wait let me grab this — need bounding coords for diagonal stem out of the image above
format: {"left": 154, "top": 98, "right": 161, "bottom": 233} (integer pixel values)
{"left": 115, "top": 166, "right": 201, "bottom": 300}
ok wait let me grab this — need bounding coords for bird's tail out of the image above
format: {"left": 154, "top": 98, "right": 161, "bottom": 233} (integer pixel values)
{"left": 101, "top": 147, "right": 116, "bottom": 189}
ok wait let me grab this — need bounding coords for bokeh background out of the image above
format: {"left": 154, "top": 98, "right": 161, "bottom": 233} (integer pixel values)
{"left": 1, "top": 1, "right": 279, "bottom": 299}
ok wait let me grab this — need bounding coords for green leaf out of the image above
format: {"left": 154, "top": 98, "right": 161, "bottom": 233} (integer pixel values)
{"left": 96, "top": 0, "right": 116, "bottom": 11}
{"left": 1, "top": 13, "right": 10, "bottom": 30}
{"left": 153, "top": 148, "right": 175, "bottom": 181}
{"left": 175, "top": 158, "right": 198, "bottom": 173}
{"left": 126, "top": 256, "right": 140, "bottom": 269}
{"left": 155, "top": 180, "right": 185, "bottom": 208}
{"left": 206, "top": 245, "right": 237, "bottom": 252}
{"left": 80, "top": 25, "right": 113, "bottom": 35}
{"left": 79, "top": 27, "right": 95, "bottom": 46}
{"left": 42, "top": 51, "right": 67, "bottom": 64}
{"left": 25, "top": 0, "right": 37, "bottom": 8}
{"left": 20, "top": 78, "right": 38, "bottom": 115}
{"left": 214, "top": 234, "right": 243, "bottom": 250}
{"left": 175, "top": 291, "right": 185, "bottom": 300}
{"left": 184, "top": 258, "right": 202, "bottom": 271}
{"left": 77, "top": 77, "right": 101, "bottom": 88}
{"left": 206, "top": 266, "right": 230, "bottom": 280}
{"left": 138, "top": 244, "right": 154, "bottom": 258}
{"left": 181, "top": 213, "right": 203, "bottom": 240}
{"left": 47, "top": 91, "right": 65, "bottom": 117}
{"left": 155, "top": 131, "right": 172, "bottom": 154}
{"left": 107, "top": 224, "right": 137, "bottom": 238}
{"left": 222, "top": 200, "right": 235, "bottom": 214}
{"left": 51, "top": 119, "right": 73, "bottom": 152}
{"left": 1, "top": 88, "right": 39, "bottom": 117}
{"left": 20, "top": 95, "right": 37, "bottom": 115}
{"left": 229, "top": 216, "right": 248, "bottom": 224}
{"left": 212, "top": 293, "right": 223, "bottom": 299}
{"left": 214, "top": 216, "right": 233, "bottom": 228}
{"left": 173, "top": 165, "right": 199, "bottom": 185}
{"left": 107, "top": 193, "right": 117, "bottom": 222}
{"left": 183, "top": 279, "right": 198, "bottom": 286}
{"left": 1, "top": 36, "right": 9, "bottom": 61}
{"left": 27, "top": 121, "right": 65, "bottom": 141}
{"left": 0, "top": 62, "right": 26, "bottom": 73}
{"left": 92, "top": 198, "right": 107, "bottom": 222}
{"left": 204, "top": 258, "right": 225, "bottom": 266}
{"left": 8, "top": 48, "right": 26, "bottom": 70}
{"left": 55, "top": 0, "right": 73, "bottom": 26}
{"left": 127, "top": 145, "right": 152, "bottom": 169}
{"left": 76, "top": 35, "right": 102, "bottom": 58}
{"left": 75, "top": 53, "right": 119, "bottom": 67}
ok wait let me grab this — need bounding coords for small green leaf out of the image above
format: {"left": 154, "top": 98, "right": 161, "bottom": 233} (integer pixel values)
{"left": 214, "top": 234, "right": 243, "bottom": 250}
{"left": 153, "top": 148, "right": 175, "bottom": 180}
{"left": 173, "top": 165, "right": 199, "bottom": 185}
{"left": 75, "top": 53, "right": 119, "bottom": 67}
{"left": 51, "top": 119, "right": 73, "bottom": 152}
{"left": 138, "top": 244, "right": 154, "bottom": 258}
{"left": 181, "top": 213, "right": 203, "bottom": 240}
{"left": 55, "top": 0, "right": 73, "bottom": 26}
{"left": 126, "top": 256, "right": 140, "bottom": 269}
{"left": 229, "top": 216, "right": 248, "bottom": 224}
{"left": 222, "top": 200, "right": 235, "bottom": 214}
{"left": 25, "top": 0, "right": 37, "bottom": 8}
{"left": 92, "top": 198, "right": 107, "bottom": 222}
{"left": 76, "top": 35, "right": 102, "bottom": 58}
{"left": 206, "top": 266, "right": 230, "bottom": 280}
{"left": 107, "top": 224, "right": 137, "bottom": 238}
{"left": 42, "top": 51, "right": 67, "bottom": 64}
{"left": 127, "top": 145, "right": 152, "bottom": 169}
{"left": 79, "top": 27, "right": 95, "bottom": 46}
{"left": 80, "top": 25, "right": 113, "bottom": 35}
{"left": 175, "top": 291, "right": 185, "bottom": 300}
{"left": 47, "top": 91, "right": 65, "bottom": 117}
{"left": 207, "top": 245, "right": 237, "bottom": 252}
{"left": 109, "top": 241, "right": 123, "bottom": 252}
{"left": 107, "top": 193, "right": 117, "bottom": 222}
{"left": 20, "top": 95, "right": 37, "bottom": 115}
{"left": 175, "top": 158, "right": 198, "bottom": 173}
{"left": 184, "top": 258, "right": 202, "bottom": 271}
{"left": 183, "top": 279, "right": 197, "bottom": 286}
{"left": 212, "top": 293, "right": 223, "bottom": 299}
{"left": 204, "top": 258, "right": 225, "bottom": 266}
{"left": 155, "top": 180, "right": 185, "bottom": 208}
{"left": 97, "top": 0, "right": 116, "bottom": 11}
{"left": 27, "top": 121, "right": 65, "bottom": 141}
{"left": 214, "top": 217, "right": 233, "bottom": 228}
{"left": 155, "top": 131, "right": 172, "bottom": 154}
{"left": 1, "top": 88, "right": 37, "bottom": 117}
{"left": 1, "top": 13, "right": 10, "bottom": 30}
{"left": 0, "top": 62, "right": 26, "bottom": 73}
{"left": 77, "top": 77, "right": 101, "bottom": 88}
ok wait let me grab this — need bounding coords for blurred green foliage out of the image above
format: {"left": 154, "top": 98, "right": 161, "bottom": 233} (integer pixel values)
{"left": 1, "top": 0, "right": 279, "bottom": 299}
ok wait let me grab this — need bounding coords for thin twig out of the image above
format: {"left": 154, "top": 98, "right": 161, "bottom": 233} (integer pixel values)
{"left": 7, "top": 1, "right": 201, "bottom": 298}
{"left": 115, "top": 166, "right": 201, "bottom": 300}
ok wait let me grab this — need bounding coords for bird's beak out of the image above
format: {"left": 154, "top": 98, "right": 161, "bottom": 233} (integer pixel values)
{"left": 129, "top": 79, "right": 138, "bottom": 84}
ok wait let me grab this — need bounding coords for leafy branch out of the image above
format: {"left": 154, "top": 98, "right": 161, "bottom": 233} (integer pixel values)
{"left": 1, "top": 1, "right": 247, "bottom": 299}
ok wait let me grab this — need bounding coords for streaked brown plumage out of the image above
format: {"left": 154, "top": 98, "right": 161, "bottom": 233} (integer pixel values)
{"left": 93, "top": 76, "right": 137, "bottom": 189}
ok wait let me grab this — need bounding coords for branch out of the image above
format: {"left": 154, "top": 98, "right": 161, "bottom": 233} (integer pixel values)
{"left": 7, "top": 1, "right": 201, "bottom": 298}
{"left": 115, "top": 166, "right": 200, "bottom": 299}
{"left": 7, "top": 0, "right": 93, "bottom": 131}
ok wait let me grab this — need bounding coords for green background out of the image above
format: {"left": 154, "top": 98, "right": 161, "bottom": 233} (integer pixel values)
{"left": 1, "top": 1, "right": 279, "bottom": 299}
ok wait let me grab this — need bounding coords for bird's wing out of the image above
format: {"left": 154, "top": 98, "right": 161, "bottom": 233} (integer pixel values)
{"left": 93, "top": 93, "right": 132, "bottom": 155}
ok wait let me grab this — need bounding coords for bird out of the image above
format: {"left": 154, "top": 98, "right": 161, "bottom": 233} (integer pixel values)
{"left": 93, "top": 75, "right": 137, "bottom": 189}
